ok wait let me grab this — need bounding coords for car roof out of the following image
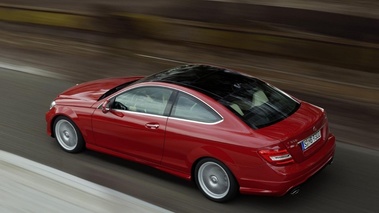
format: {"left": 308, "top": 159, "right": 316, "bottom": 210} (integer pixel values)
{"left": 139, "top": 64, "right": 260, "bottom": 100}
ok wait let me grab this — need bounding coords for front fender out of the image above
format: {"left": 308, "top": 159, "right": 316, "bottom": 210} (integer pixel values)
{"left": 46, "top": 105, "right": 79, "bottom": 136}
{"left": 46, "top": 105, "right": 94, "bottom": 144}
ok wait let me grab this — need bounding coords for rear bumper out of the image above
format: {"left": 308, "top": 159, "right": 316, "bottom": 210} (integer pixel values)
{"left": 239, "top": 134, "right": 336, "bottom": 196}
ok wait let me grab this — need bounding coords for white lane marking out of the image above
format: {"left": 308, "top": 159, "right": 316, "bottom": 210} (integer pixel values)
{"left": 134, "top": 53, "right": 378, "bottom": 90}
{"left": 1, "top": 53, "right": 377, "bottom": 91}
{"left": 0, "top": 150, "right": 172, "bottom": 213}
{"left": 135, "top": 53, "right": 187, "bottom": 64}
{"left": 241, "top": 64, "right": 379, "bottom": 90}
{"left": 0, "top": 61, "right": 68, "bottom": 80}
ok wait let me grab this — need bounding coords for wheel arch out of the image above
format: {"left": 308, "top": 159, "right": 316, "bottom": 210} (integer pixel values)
{"left": 50, "top": 106, "right": 79, "bottom": 138}
{"left": 189, "top": 146, "right": 240, "bottom": 184}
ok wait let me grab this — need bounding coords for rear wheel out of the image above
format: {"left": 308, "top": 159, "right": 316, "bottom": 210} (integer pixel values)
{"left": 195, "top": 158, "right": 238, "bottom": 202}
{"left": 53, "top": 116, "right": 85, "bottom": 153}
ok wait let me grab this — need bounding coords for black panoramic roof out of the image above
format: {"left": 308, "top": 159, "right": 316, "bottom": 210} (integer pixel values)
{"left": 139, "top": 64, "right": 259, "bottom": 100}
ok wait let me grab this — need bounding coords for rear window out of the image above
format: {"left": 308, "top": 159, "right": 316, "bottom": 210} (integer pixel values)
{"left": 216, "top": 78, "right": 300, "bottom": 129}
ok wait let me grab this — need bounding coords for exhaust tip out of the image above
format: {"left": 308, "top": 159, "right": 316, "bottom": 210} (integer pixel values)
{"left": 289, "top": 187, "right": 300, "bottom": 195}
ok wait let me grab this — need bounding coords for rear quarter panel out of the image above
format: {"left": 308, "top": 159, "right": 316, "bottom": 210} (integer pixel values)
{"left": 160, "top": 88, "right": 268, "bottom": 180}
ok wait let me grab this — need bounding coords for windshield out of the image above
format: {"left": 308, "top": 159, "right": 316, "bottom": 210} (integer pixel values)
{"left": 97, "top": 80, "right": 137, "bottom": 101}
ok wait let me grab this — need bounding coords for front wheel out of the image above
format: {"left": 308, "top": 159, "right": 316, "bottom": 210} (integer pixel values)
{"left": 53, "top": 116, "right": 85, "bottom": 153}
{"left": 195, "top": 158, "right": 238, "bottom": 202}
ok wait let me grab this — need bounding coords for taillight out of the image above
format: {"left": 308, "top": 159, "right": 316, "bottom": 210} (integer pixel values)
{"left": 258, "top": 149, "right": 295, "bottom": 166}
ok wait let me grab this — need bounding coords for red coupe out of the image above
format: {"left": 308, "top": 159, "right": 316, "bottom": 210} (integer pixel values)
{"left": 46, "top": 64, "right": 335, "bottom": 202}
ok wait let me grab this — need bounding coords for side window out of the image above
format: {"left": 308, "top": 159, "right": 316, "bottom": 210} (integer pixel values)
{"left": 171, "top": 92, "right": 222, "bottom": 123}
{"left": 114, "top": 87, "right": 173, "bottom": 116}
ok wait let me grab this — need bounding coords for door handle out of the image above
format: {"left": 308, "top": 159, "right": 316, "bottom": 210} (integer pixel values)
{"left": 145, "top": 123, "right": 160, "bottom": 129}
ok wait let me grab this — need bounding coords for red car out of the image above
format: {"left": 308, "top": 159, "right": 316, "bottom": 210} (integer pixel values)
{"left": 46, "top": 64, "right": 335, "bottom": 202}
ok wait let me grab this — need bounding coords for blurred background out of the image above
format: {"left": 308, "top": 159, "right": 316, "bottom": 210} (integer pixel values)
{"left": 0, "top": 0, "right": 378, "bottom": 212}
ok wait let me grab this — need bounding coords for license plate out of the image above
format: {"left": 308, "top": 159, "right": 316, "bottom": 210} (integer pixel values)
{"left": 301, "top": 130, "right": 321, "bottom": 151}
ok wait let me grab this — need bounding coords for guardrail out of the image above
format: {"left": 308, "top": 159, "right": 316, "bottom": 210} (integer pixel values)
{"left": 0, "top": 4, "right": 378, "bottom": 73}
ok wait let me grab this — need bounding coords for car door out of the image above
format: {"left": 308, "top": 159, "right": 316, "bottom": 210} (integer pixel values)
{"left": 91, "top": 86, "right": 174, "bottom": 164}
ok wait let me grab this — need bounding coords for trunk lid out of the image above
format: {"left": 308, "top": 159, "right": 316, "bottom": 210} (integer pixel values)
{"left": 257, "top": 101, "right": 329, "bottom": 163}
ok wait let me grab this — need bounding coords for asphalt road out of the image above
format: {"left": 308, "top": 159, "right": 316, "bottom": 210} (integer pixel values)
{"left": 0, "top": 17, "right": 378, "bottom": 211}
{"left": 0, "top": 1, "right": 378, "bottom": 211}
{"left": 1, "top": 63, "right": 379, "bottom": 212}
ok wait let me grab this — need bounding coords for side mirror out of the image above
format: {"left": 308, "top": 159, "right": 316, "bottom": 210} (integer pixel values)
{"left": 101, "top": 100, "right": 111, "bottom": 113}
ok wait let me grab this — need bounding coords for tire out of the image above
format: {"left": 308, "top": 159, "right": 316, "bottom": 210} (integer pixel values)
{"left": 195, "top": 158, "right": 238, "bottom": 202}
{"left": 53, "top": 116, "right": 85, "bottom": 153}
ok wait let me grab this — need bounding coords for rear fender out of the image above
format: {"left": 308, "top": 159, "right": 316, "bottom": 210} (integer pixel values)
{"left": 189, "top": 146, "right": 238, "bottom": 180}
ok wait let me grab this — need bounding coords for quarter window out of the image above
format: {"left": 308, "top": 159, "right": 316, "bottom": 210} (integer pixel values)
{"left": 171, "top": 92, "right": 222, "bottom": 123}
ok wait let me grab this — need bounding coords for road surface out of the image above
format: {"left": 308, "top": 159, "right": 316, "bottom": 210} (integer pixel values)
{"left": 1, "top": 58, "right": 378, "bottom": 212}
